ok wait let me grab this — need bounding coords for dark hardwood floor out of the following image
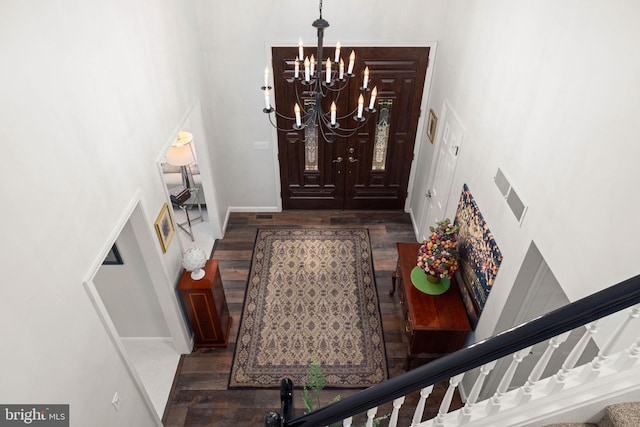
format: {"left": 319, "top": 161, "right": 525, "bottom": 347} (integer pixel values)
{"left": 163, "top": 211, "right": 462, "bottom": 426}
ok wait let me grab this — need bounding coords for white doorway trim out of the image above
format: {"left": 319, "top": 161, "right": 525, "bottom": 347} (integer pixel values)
{"left": 83, "top": 190, "right": 192, "bottom": 424}
{"left": 159, "top": 98, "right": 224, "bottom": 243}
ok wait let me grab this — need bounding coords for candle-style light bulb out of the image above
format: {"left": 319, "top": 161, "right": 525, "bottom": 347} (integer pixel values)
{"left": 264, "top": 66, "right": 269, "bottom": 88}
{"left": 264, "top": 88, "right": 271, "bottom": 109}
{"left": 369, "top": 86, "right": 378, "bottom": 109}
{"left": 357, "top": 94, "right": 364, "bottom": 119}
{"left": 347, "top": 50, "right": 355, "bottom": 74}
{"left": 304, "top": 57, "right": 310, "bottom": 82}
{"left": 294, "top": 57, "right": 300, "bottom": 79}
{"left": 363, "top": 66, "right": 370, "bottom": 89}
{"left": 294, "top": 103, "right": 302, "bottom": 127}
{"left": 325, "top": 58, "right": 332, "bottom": 84}
{"left": 334, "top": 41, "right": 341, "bottom": 63}
{"left": 298, "top": 38, "right": 304, "bottom": 64}
{"left": 310, "top": 55, "right": 315, "bottom": 77}
{"left": 339, "top": 58, "right": 345, "bottom": 80}
{"left": 330, "top": 102, "right": 337, "bottom": 125}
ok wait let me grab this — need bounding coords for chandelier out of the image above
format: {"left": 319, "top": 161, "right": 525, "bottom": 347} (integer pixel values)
{"left": 261, "top": 0, "right": 377, "bottom": 142}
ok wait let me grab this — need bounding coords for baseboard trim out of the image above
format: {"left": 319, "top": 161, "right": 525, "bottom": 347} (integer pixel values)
{"left": 120, "top": 337, "right": 174, "bottom": 344}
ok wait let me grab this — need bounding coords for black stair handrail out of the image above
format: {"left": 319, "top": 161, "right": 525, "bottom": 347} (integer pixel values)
{"left": 281, "top": 273, "right": 640, "bottom": 427}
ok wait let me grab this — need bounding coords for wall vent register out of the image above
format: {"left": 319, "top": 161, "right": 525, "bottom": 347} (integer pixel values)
{"left": 493, "top": 167, "right": 528, "bottom": 225}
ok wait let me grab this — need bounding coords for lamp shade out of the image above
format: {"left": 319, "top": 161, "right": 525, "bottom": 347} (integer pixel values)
{"left": 166, "top": 131, "right": 196, "bottom": 166}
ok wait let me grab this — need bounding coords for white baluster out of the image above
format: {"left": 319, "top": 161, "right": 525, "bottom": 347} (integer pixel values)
{"left": 546, "top": 322, "right": 599, "bottom": 394}
{"left": 580, "top": 305, "right": 640, "bottom": 382}
{"left": 516, "top": 332, "right": 570, "bottom": 404}
{"left": 342, "top": 416, "right": 353, "bottom": 427}
{"left": 486, "top": 346, "right": 532, "bottom": 415}
{"left": 613, "top": 334, "right": 640, "bottom": 371}
{"left": 411, "top": 385, "right": 434, "bottom": 427}
{"left": 387, "top": 396, "right": 405, "bottom": 427}
{"left": 458, "top": 360, "right": 497, "bottom": 424}
{"left": 365, "top": 407, "right": 378, "bottom": 427}
{"left": 434, "top": 373, "right": 464, "bottom": 426}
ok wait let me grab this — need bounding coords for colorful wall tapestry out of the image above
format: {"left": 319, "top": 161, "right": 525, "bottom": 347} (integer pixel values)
{"left": 454, "top": 184, "right": 503, "bottom": 328}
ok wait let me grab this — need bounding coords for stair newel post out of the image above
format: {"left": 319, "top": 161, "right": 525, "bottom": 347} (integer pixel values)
{"left": 280, "top": 378, "right": 294, "bottom": 423}
{"left": 434, "top": 373, "right": 464, "bottom": 427}
{"left": 581, "top": 305, "right": 640, "bottom": 382}
{"left": 486, "top": 346, "right": 532, "bottom": 415}
{"left": 516, "top": 332, "right": 571, "bottom": 404}
{"left": 546, "top": 322, "right": 599, "bottom": 394}
{"left": 264, "top": 411, "right": 282, "bottom": 427}
{"left": 459, "top": 360, "right": 497, "bottom": 424}
{"left": 387, "top": 396, "right": 405, "bottom": 427}
{"left": 410, "top": 385, "right": 434, "bottom": 427}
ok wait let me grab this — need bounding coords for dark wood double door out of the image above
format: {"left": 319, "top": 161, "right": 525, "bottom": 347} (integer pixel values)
{"left": 273, "top": 46, "right": 430, "bottom": 209}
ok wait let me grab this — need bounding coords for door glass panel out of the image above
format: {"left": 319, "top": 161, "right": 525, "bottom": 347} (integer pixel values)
{"left": 304, "top": 99, "right": 318, "bottom": 171}
{"left": 372, "top": 99, "right": 393, "bottom": 171}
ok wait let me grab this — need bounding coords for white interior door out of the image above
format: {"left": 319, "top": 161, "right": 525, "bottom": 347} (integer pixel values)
{"left": 419, "top": 100, "right": 465, "bottom": 240}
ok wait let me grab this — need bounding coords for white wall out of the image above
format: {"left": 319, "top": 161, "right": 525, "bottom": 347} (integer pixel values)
{"left": 0, "top": 1, "right": 207, "bottom": 425}
{"left": 194, "top": 0, "right": 449, "bottom": 211}
{"left": 94, "top": 222, "right": 170, "bottom": 338}
{"left": 409, "top": 0, "right": 640, "bottom": 346}
{"left": 2, "top": 0, "right": 639, "bottom": 423}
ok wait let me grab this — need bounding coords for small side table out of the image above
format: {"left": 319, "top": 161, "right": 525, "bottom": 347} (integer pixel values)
{"left": 171, "top": 187, "right": 203, "bottom": 242}
{"left": 178, "top": 259, "right": 232, "bottom": 348}
{"left": 393, "top": 243, "right": 471, "bottom": 368}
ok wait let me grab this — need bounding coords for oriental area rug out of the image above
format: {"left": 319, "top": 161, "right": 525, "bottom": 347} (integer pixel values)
{"left": 229, "top": 228, "right": 388, "bottom": 388}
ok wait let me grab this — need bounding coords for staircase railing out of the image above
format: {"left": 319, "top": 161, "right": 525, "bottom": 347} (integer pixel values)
{"left": 264, "top": 273, "right": 640, "bottom": 427}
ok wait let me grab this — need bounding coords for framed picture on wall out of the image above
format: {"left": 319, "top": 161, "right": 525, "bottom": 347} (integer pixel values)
{"left": 102, "top": 244, "right": 123, "bottom": 265}
{"left": 427, "top": 109, "right": 437, "bottom": 143}
{"left": 154, "top": 202, "right": 175, "bottom": 253}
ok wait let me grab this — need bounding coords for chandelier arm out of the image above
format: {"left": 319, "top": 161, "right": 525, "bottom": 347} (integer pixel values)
{"left": 318, "top": 80, "right": 330, "bottom": 99}
{"left": 267, "top": 111, "right": 299, "bottom": 133}
{"left": 325, "top": 77, "right": 350, "bottom": 93}
{"left": 336, "top": 105, "right": 360, "bottom": 121}
{"left": 274, "top": 110, "right": 295, "bottom": 121}
{"left": 318, "top": 120, "right": 331, "bottom": 143}
{"left": 332, "top": 124, "right": 362, "bottom": 138}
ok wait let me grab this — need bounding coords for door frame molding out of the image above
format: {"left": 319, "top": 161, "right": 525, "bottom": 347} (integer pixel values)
{"left": 83, "top": 190, "right": 192, "bottom": 423}
{"left": 264, "top": 40, "right": 439, "bottom": 212}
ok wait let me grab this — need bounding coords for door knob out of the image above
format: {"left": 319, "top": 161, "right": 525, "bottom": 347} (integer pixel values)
{"left": 333, "top": 157, "right": 344, "bottom": 163}
{"left": 348, "top": 157, "right": 358, "bottom": 163}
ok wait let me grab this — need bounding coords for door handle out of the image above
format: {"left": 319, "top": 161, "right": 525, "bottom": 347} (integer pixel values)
{"left": 348, "top": 157, "right": 358, "bottom": 163}
{"left": 333, "top": 157, "right": 344, "bottom": 163}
